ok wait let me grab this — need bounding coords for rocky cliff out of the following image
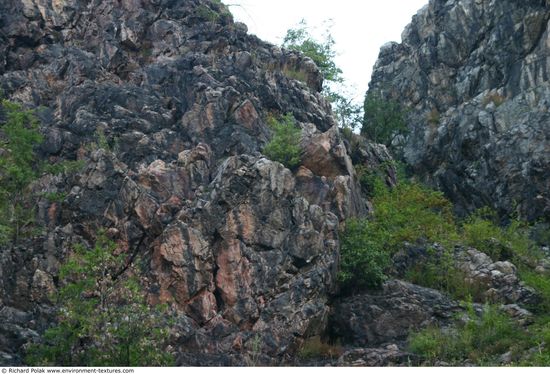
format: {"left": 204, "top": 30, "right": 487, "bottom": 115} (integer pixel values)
{"left": 0, "top": 0, "right": 375, "bottom": 365}
{"left": 369, "top": 0, "right": 550, "bottom": 221}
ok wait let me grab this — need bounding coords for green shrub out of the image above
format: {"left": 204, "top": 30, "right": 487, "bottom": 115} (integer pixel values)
{"left": 409, "top": 303, "right": 526, "bottom": 365}
{"left": 519, "top": 269, "right": 550, "bottom": 313}
{"left": 339, "top": 180, "right": 458, "bottom": 291}
{"left": 461, "top": 208, "right": 533, "bottom": 262}
{"left": 26, "top": 233, "right": 173, "bottom": 366}
{"left": 282, "top": 21, "right": 363, "bottom": 130}
{"left": 282, "top": 66, "right": 309, "bottom": 84}
{"left": 362, "top": 91, "right": 407, "bottom": 146}
{"left": 370, "top": 181, "right": 458, "bottom": 252}
{"left": 338, "top": 218, "right": 391, "bottom": 290}
{"left": 195, "top": 4, "right": 219, "bottom": 22}
{"left": 283, "top": 20, "right": 342, "bottom": 84}
{"left": 263, "top": 113, "right": 302, "bottom": 169}
{"left": 0, "top": 100, "right": 43, "bottom": 243}
{"left": 521, "top": 317, "right": 550, "bottom": 366}
{"left": 405, "top": 247, "right": 487, "bottom": 302}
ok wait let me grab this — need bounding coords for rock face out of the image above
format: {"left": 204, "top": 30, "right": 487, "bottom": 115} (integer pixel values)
{"left": 369, "top": 0, "right": 550, "bottom": 221}
{"left": 0, "top": 0, "right": 367, "bottom": 365}
{"left": 329, "top": 280, "right": 461, "bottom": 347}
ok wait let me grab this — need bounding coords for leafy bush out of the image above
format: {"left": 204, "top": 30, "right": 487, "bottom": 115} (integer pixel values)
{"left": 281, "top": 66, "right": 309, "bottom": 84}
{"left": 338, "top": 218, "right": 391, "bottom": 290}
{"left": 283, "top": 20, "right": 342, "bottom": 84}
{"left": 405, "top": 247, "right": 487, "bottom": 302}
{"left": 369, "top": 181, "right": 457, "bottom": 252}
{"left": 282, "top": 21, "right": 363, "bottom": 130}
{"left": 0, "top": 100, "right": 43, "bottom": 243}
{"left": 0, "top": 100, "right": 85, "bottom": 243}
{"left": 520, "top": 317, "right": 550, "bottom": 366}
{"left": 263, "top": 113, "right": 302, "bottom": 169}
{"left": 339, "top": 179, "right": 457, "bottom": 291}
{"left": 409, "top": 303, "right": 526, "bottom": 365}
{"left": 26, "top": 233, "right": 173, "bottom": 366}
{"left": 461, "top": 208, "right": 533, "bottom": 262}
{"left": 362, "top": 91, "right": 407, "bottom": 146}
{"left": 519, "top": 269, "right": 550, "bottom": 314}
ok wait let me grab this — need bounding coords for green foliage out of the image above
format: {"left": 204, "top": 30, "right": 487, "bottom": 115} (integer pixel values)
{"left": 339, "top": 179, "right": 457, "bottom": 291}
{"left": 244, "top": 334, "right": 262, "bottom": 367}
{"left": 42, "top": 159, "right": 85, "bottom": 175}
{"left": 338, "top": 218, "right": 391, "bottom": 290}
{"left": 354, "top": 164, "right": 380, "bottom": 198}
{"left": 405, "top": 247, "right": 487, "bottom": 302}
{"left": 41, "top": 191, "right": 68, "bottom": 203}
{"left": 283, "top": 20, "right": 342, "bottom": 84}
{"left": 328, "top": 89, "right": 364, "bottom": 131}
{"left": 461, "top": 208, "right": 533, "bottom": 262}
{"left": 362, "top": 91, "right": 407, "bottom": 146}
{"left": 195, "top": 4, "right": 220, "bottom": 22}
{"left": 0, "top": 100, "right": 43, "bottom": 243}
{"left": 520, "top": 317, "right": 550, "bottom": 366}
{"left": 369, "top": 181, "right": 458, "bottom": 252}
{"left": 458, "top": 208, "right": 550, "bottom": 311}
{"left": 263, "top": 113, "right": 302, "bottom": 169}
{"left": 409, "top": 303, "right": 526, "bottom": 365}
{"left": 282, "top": 21, "right": 363, "bottom": 130}
{"left": 519, "top": 269, "right": 550, "bottom": 314}
{"left": 281, "top": 66, "right": 309, "bottom": 84}
{"left": 26, "top": 233, "right": 173, "bottom": 366}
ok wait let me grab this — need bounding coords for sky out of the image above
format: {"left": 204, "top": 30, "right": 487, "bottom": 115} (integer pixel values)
{"left": 228, "top": 0, "right": 428, "bottom": 103}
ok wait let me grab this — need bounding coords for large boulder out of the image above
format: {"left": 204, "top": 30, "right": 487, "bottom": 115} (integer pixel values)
{"left": 328, "top": 280, "right": 461, "bottom": 347}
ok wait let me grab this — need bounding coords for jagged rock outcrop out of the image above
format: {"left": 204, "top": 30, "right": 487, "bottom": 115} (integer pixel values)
{"left": 0, "top": 0, "right": 368, "bottom": 365}
{"left": 369, "top": 0, "right": 550, "bottom": 221}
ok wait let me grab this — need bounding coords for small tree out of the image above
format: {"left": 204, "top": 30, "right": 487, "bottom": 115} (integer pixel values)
{"left": 0, "top": 100, "right": 43, "bottom": 243}
{"left": 282, "top": 21, "right": 363, "bottom": 131}
{"left": 26, "top": 233, "right": 174, "bottom": 366}
{"left": 283, "top": 20, "right": 343, "bottom": 84}
{"left": 362, "top": 91, "right": 407, "bottom": 146}
{"left": 263, "top": 113, "right": 302, "bottom": 169}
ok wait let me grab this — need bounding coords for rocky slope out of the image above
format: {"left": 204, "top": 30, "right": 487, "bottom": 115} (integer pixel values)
{"left": 369, "top": 0, "right": 550, "bottom": 221}
{"left": 3, "top": 0, "right": 548, "bottom": 367}
{"left": 0, "top": 0, "right": 376, "bottom": 365}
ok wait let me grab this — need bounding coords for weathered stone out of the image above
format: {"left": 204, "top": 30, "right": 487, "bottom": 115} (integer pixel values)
{"left": 329, "top": 280, "right": 461, "bottom": 347}
{"left": 336, "top": 345, "right": 416, "bottom": 367}
{"left": 0, "top": 0, "right": 368, "bottom": 364}
{"left": 369, "top": 0, "right": 550, "bottom": 221}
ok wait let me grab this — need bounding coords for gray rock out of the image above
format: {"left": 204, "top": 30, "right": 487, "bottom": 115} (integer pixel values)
{"left": 0, "top": 0, "right": 375, "bottom": 365}
{"left": 369, "top": 0, "right": 550, "bottom": 221}
{"left": 336, "top": 345, "right": 416, "bottom": 367}
{"left": 329, "top": 280, "right": 461, "bottom": 347}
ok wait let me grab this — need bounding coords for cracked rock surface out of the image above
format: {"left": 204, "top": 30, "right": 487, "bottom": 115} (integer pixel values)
{"left": 369, "top": 0, "right": 550, "bottom": 220}
{"left": 0, "top": 0, "right": 369, "bottom": 365}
